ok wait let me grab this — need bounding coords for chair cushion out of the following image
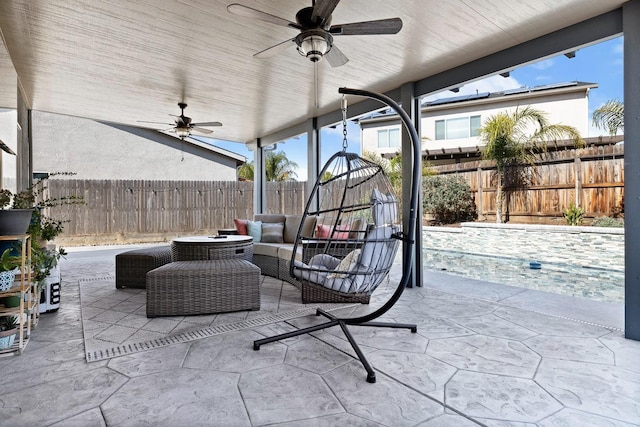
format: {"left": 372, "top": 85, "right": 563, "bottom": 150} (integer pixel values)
{"left": 359, "top": 225, "right": 393, "bottom": 268}
{"left": 371, "top": 188, "right": 398, "bottom": 226}
{"left": 262, "top": 222, "right": 284, "bottom": 243}
{"left": 247, "top": 220, "right": 262, "bottom": 242}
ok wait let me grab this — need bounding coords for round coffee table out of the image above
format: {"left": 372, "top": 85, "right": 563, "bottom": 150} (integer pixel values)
{"left": 171, "top": 235, "right": 253, "bottom": 262}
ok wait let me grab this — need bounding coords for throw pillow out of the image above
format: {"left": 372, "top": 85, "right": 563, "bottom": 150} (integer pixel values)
{"left": 316, "top": 224, "right": 349, "bottom": 240}
{"left": 262, "top": 222, "right": 285, "bottom": 243}
{"left": 234, "top": 218, "right": 248, "bottom": 235}
{"left": 327, "top": 249, "right": 361, "bottom": 279}
{"left": 316, "top": 224, "right": 331, "bottom": 238}
{"left": 247, "top": 220, "right": 262, "bottom": 242}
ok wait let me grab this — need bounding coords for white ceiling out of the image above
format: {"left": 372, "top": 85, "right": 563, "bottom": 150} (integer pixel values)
{"left": 0, "top": 0, "right": 626, "bottom": 144}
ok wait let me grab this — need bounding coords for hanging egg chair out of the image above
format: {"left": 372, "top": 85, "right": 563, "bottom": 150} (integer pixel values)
{"left": 290, "top": 151, "right": 401, "bottom": 304}
{"left": 254, "top": 87, "right": 421, "bottom": 383}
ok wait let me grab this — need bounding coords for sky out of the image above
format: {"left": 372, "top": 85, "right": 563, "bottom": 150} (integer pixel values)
{"left": 199, "top": 36, "right": 623, "bottom": 180}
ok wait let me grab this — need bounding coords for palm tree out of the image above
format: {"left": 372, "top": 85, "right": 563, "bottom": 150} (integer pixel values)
{"left": 592, "top": 99, "right": 624, "bottom": 136}
{"left": 237, "top": 150, "right": 299, "bottom": 182}
{"left": 480, "top": 106, "right": 583, "bottom": 223}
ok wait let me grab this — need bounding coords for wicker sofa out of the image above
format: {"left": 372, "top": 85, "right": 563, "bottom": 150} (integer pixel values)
{"left": 249, "top": 214, "right": 316, "bottom": 288}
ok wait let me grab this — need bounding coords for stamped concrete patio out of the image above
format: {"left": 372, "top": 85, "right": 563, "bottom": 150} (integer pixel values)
{"left": 0, "top": 244, "right": 638, "bottom": 426}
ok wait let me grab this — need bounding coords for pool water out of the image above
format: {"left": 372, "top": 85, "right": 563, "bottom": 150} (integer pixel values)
{"left": 423, "top": 249, "right": 624, "bottom": 303}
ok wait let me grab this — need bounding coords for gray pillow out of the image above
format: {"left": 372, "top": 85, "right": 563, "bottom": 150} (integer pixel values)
{"left": 261, "top": 222, "right": 285, "bottom": 243}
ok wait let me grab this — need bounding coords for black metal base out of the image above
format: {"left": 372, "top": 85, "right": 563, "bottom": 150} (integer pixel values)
{"left": 253, "top": 308, "right": 417, "bottom": 383}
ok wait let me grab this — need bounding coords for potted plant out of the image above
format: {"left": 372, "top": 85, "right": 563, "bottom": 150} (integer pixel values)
{"left": 3, "top": 173, "right": 82, "bottom": 305}
{"left": 0, "top": 248, "right": 22, "bottom": 291}
{"left": 0, "top": 189, "right": 34, "bottom": 236}
{"left": 0, "top": 315, "right": 18, "bottom": 350}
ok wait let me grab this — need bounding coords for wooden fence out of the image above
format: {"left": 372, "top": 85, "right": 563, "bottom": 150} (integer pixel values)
{"left": 47, "top": 180, "right": 307, "bottom": 245}
{"left": 430, "top": 144, "right": 625, "bottom": 223}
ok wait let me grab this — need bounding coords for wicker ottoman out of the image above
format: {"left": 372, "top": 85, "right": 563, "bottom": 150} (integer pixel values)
{"left": 115, "top": 245, "right": 173, "bottom": 289}
{"left": 146, "top": 259, "right": 261, "bottom": 317}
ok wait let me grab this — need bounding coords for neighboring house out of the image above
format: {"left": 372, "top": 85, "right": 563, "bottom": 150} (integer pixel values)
{"left": 29, "top": 110, "right": 246, "bottom": 181}
{"left": 359, "top": 81, "right": 597, "bottom": 165}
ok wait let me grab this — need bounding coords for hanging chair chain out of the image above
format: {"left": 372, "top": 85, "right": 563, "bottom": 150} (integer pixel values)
{"left": 341, "top": 95, "right": 348, "bottom": 151}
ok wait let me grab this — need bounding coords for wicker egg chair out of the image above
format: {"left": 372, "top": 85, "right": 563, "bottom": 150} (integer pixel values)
{"left": 253, "top": 87, "right": 421, "bottom": 383}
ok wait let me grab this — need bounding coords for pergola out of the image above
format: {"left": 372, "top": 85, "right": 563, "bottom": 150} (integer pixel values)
{"left": 0, "top": 0, "right": 638, "bottom": 340}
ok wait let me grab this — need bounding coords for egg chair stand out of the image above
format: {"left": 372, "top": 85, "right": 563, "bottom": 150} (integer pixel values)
{"left": 253, "top": 87, "right": 422, "bottom": 383}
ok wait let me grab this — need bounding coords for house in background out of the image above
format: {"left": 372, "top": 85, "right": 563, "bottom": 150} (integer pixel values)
{"left": 359, "top": 81, "right": 599, "bottom": 165}
{"left": 18, "top": 110, "right": 246, "bottom": 182}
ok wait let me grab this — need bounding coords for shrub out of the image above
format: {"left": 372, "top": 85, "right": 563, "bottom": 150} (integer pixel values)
{"left": 423, "top": 175, "right": 477, "bottom": 224}
{"left": 563, "top": 203, "right": 585, "bottom": 226}
{"left": 592, "top": 216, "right": 624, "bottom": 228}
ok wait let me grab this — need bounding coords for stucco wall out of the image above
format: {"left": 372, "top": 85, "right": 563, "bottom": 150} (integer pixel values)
{"left": 31, "top": 111, "right": 241, "bottom": 181}
{"left": 361, "top": 87, "right": 591, "bottom": 156}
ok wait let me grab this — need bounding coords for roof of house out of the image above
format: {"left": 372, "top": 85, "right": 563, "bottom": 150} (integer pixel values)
{"left": 359, "top": 81, "right": 598, "bottom": 124}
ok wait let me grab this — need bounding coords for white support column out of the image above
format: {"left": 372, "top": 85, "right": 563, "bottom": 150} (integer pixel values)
{"left": 624, "top": 0, "right": 640, "bottom": 340}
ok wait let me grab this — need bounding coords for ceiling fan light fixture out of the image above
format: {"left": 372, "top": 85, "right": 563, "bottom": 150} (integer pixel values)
{"left": 296, "top": 31, "right": 332, "bottom": 62}
{"left": 175, "top": 127, "right": 190, "bottom": 139}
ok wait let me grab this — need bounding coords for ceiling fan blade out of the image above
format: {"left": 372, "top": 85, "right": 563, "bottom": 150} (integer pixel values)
{"left": 137, "top": 120, "right": 173, "bottom": 126}
{"left": 192, "top": 121, "right": 222, "bottom": 127}
{"left": 227, "top": 3, "right": 300, "bottom": 29}
{"left": 325, "top": 44, "right": 349, "bottom": 67}
{"left": 254, "top": 38, "right": 296, "bottom": 59}
{"left": 312, "top": 0, "right": 340, "bottom": 26}
{"left": 330, "top": 17, "right": 403, "bottom": 35}
{"left": 191, "top": 127, "right": 214, "bottom": 134}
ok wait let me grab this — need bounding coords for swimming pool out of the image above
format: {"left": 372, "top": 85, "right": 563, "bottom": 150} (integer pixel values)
{"left": 422, "top": 249, "right": 624, "bottom": 303}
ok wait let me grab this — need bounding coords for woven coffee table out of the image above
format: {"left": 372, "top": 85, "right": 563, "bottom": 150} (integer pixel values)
{"left": 171, "top": 235, "right": 253, "bottom": 262}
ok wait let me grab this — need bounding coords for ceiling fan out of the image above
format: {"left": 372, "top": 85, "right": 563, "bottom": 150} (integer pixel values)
{"left": 139, "top": 102, "right": 222, "bottom": 139}
{"left": 227, "top": 0, "right": 403, "bottom": 67}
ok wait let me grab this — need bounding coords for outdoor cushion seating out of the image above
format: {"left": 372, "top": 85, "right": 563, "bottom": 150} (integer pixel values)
{"left": 115, "top": 245, "right": 173, "bottom": 289}
{"left": 146, "top": 259, "right": 260, "bottom": 317}
{"left": 233, "top": 213, "right": 317, "bottom": 286}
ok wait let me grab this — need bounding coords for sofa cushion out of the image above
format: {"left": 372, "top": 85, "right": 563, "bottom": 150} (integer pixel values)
{"left": 283, "top": 215, "right": 301, "bottom": 243}
{"left": 262, "top": 222, "right": 284, "bottom": 243}
{"left": 278, "top": 245, "right": 302, "bottom": 262}
{"left": 282, "top": 215, "right": 316, "bottom": 243}
{"left": 252, "top": 242, "right": 280, "bottom": 258}
{"left": 255, "top": 214, "right": 286, "bottom": 225}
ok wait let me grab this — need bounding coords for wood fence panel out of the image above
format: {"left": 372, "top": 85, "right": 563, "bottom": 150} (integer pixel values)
{"left": 431, "top": 145, "right": 625, "bottom": 222}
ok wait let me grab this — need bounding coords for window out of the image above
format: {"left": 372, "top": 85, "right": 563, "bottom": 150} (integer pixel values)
{"left": 435, "top": 115, "right": 481, "bottom": 140}
{"left": 377, "top": 128, "right": 400, "bottom": 148}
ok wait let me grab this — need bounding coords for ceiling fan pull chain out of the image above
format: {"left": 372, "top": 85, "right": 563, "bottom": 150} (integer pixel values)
{"left": 341, "top": 95, "right": 348, "bottom": 151}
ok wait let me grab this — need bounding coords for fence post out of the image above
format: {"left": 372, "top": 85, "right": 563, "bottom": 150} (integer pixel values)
{"left": 476, "top": 166, "right": 483, "bottom": 217}
{"left": 574, "top": 157, "right": 582, "bottom": 207}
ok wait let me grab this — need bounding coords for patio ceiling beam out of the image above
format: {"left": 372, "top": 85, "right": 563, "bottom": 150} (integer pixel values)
{"left": 414, "top": 9, "right": 622, "bottom": 98}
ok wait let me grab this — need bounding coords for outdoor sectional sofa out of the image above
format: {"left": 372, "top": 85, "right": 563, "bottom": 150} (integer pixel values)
{"left": 245, "top": 214, "right": 317, "bottom": 288}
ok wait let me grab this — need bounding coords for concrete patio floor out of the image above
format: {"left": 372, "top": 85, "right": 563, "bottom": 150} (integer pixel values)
{"left": 0, "top": 245, "right": 639, "bottom": 426}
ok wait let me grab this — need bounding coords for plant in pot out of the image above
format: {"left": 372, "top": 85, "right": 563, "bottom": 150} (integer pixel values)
{"left": 0, "top": 248, "right": 22, "bottom": 291}
{"left": 0, "top": 189, "right": 34, "bottom": 236}
{"left": 8, "top": 173, "right": 83, "bottom": 303}
{"left": 0, "top": 315, "right": 18, "bottom": 350}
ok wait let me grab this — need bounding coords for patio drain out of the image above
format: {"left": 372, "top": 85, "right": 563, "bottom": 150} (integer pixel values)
{"left": 85, "top": 304, "right": 356, "bottom": 362}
